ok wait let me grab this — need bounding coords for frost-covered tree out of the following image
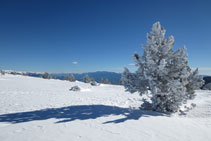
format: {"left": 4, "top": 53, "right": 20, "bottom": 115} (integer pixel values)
{"left": 43, "top": 72, "right": 50, "bottom": 79}
{"left": 186, "top": 69, "right": 204, "bottom": 99}
{"left": 203, "top": 83, "right": 211, "bottom": 90}
{"left": 52, "top": 76, "right": 57, "bottom": 79}
{"left": 11, "top": 71, "right": 17, "bottom": 75}
{"left": 83, "top": 75, "right": 90, "bottom": 83}
{"left": 100, "top": 78, "right": 105, "bottom": 84}
{"left": 70, "top": 74, "right": 75, "bottom": 82}
{"left": 1, "top": 70, "right": 5, "bottom": 76}
{"left": 65, "top": 75, "right": 69, "bottom": 81}
{"left": 122, "top": 22, "right": 204, "bottom": 112}
{"left": 22, "top": 72, "right": 27, "bottom": 76}
{"left": 90, "top": 77, "right": 98, "bottom": 86}
{"left": 120, "top": 77, "right": 124, "bottom": 85}
{"left": 91, "top": 77, "right": 95, "bottom": 82}
{"left": 104, "top": 79, "right": 110, "bottom": 84}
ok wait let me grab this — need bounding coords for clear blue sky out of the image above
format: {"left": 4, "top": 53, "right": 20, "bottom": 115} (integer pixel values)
{"left": 0, "top": 0, "right": 211, "bottom": 74}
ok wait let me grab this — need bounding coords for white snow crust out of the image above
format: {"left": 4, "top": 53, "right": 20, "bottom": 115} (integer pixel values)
{"left": 0, "top": 74, "right": 211, "bottom": 141}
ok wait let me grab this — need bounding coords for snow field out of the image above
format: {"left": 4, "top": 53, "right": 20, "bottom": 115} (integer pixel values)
{"left": 0, "top": 74, "right": 211, "bottom": 141}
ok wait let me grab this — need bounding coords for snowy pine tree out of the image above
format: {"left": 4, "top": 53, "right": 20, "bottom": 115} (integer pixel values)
{"left": 70, "top": 75, "right": 75, "bottom": 82}
{"left": 105, "top": 79, "right": 110, "bottom": 84}
{"left": 100, "top": 78, "right": 105, "bottom": 84}
{"left": 91, "top": 77, "right": 95, "bottom": 82}
{"left": 186, "top": 68, "right": 204, "bottom": 99}
{"left": 120, "top": 77, "right": 124, "bottom": 85}
{"left": 43, "top": 72, "right": 50, "bottom": 79}
{"left": 52, "top": 76, "right": 57, "bottom": 79}
{"left": 84, "top": 75, "right": 90, "bottom": 83}
{"left": 90, "top": 77, "right": 97, "bottom": 86}
{"left": 65, "top": 75, "right": 69, "bottom": 81}
{"left": 1, "top": 70, "right": 5, "bottom": 76}
{"left": 122, "top": 22, "right": 204, "bottom": 112}
{"left": 122, "top": 68, "right": 139, "bottom": 93}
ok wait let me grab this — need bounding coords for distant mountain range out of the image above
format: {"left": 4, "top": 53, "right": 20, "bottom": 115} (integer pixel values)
{"left": 50, "top": 71, "right": 122, "bottom": 84}
{"left": 2, "top": 70, "right": 122, "bottom": 84}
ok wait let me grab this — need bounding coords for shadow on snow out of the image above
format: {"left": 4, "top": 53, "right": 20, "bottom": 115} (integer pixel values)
{"left": 0, "top": 105, "right": 167, "bottom": 124}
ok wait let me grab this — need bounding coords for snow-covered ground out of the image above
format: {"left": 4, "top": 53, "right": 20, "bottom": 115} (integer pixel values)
{"left": 0, "top": 74, "right": 211, "bottom": 141}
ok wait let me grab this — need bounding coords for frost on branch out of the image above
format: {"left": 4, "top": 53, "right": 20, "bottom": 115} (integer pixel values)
{"left": 122, "top": 22, "right": 204, "bottom": 113}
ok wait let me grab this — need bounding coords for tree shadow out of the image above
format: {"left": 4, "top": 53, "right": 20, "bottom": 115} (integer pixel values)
{"left": 0, "top": 105, "right": 167, "bottom": 124}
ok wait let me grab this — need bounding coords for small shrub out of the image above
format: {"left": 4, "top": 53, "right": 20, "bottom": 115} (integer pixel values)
{"left": 69, "top": 86, "right": 80, "bottom": 91}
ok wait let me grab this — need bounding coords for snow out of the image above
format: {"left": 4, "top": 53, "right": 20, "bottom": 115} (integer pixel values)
{"left": 0, "top": 74, "right": 211, "bottom": 141}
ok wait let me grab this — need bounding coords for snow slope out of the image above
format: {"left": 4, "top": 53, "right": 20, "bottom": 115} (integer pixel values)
{"left": 0, "top": 74, "right": 211, "bottom": 141}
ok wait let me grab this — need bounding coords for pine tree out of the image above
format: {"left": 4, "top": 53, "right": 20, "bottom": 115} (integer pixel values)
{"left": 11, "top": 71, "right": 17, "bottom": 75}
{"left": 100, "top": 78, "right": 105, "bottom": 84}
{"left": 70, "top": 74, "right": 75, "bottom": 82}
{"left": 1, "top": 70, "right": 5, "bottom": 76}
{"left": 65, "top": 75, "right": 69, "bottom": 81}
{"left": 122, "top": 22, "right": 204, "bottom": 112}
{"left": 91, "top": 77, "right": 95, "bottom": 82}
{"left": 83, "top": 75, "right": 90, "bottom": 83}
{"left": 105, "top": 79, "right": 110, "bottom": 84}
{"left": 90, "top": 77, "right": 97, "bottom": 86}
{"left": 43, "top": 72, "right": 50, "bottom": 79}
{"left": 22, "top": 72, "right": 27, "bottom": 76}
{"left": 186, "top": 68, "right": 204, "bottom": 99}
{"left": 120, "top": 77, "right": 124, "bottom": 85}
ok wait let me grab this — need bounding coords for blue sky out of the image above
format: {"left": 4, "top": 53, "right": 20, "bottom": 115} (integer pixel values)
{"left": 0, "top": 0, "right": 211, "bottom": 75}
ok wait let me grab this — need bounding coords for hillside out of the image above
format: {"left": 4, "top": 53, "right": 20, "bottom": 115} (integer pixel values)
{"left": 0, "top": 74, "right": 211, "bottom": 141}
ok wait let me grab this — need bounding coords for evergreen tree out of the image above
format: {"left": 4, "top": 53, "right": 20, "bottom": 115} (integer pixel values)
{"left": 100, "top": 78, "right": 105, "bottom": 84}
{"left": 65, "top": 75, "right": 69, "bottom": 81}
{"left": 11, "top": 71, "right": 17, "bottom": 75}
{"left": 22, "top": 72, "right": 27, "bottom": 76}
{"left": 122, "top": 68, "right": 147, "bottom": 93}
{"left": 120, "top": 77, "right": 124, "bottom": 85}
{"left": 91, "top": 77, "right": 95, "bottom": 82}
{"left": 90, "top": 77, "right": 97, "bottom": 86}
{"left": 43, "top": 72, "right": 50, "bottom": 79}
{"left": 70, "top": 74, "right": 75, "bottom": 82}
{"left": 105, "top": 79, "right": 110, "bottom": 84}
{"left": 1, "top": 70, "right": 5, "bottom": 76}
{"left": 122, "top": 22, "right": 204, "bottom": 112}
{"left": 83, "top": 75, "right": 90, "bottom": 83}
